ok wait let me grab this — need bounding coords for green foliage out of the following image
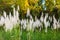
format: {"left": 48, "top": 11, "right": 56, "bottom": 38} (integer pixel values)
{"left": 0, "top": 0, "right": 60, "bottom": 15}
{"left": 1, "top": 27, "right": 60, "bottom": 40}
{"left": 0, "top": 25, "right": 20, "bottom": 40}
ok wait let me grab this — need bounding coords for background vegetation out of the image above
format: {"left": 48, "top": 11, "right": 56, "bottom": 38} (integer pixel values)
{"left": 0, "top": 0, "right": 60, "bottom": 15}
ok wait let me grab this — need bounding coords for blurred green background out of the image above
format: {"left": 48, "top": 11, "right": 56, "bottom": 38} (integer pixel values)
{"left": 0, "top": 0, "right": 60, "bottom": 17}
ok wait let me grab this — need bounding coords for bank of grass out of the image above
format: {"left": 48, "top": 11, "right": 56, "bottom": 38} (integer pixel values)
{"left": 0, "top": 25, "right": 20, "bottom": 40}
{"left": 0, "top": 26, "right": 60, "bottom": 40}
{"left": 21, "top": 28, "right": 60, "bottom": 40}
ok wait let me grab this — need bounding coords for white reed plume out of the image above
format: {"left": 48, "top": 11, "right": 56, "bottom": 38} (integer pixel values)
{"left": 56, "top": 19, "right": 60, "bottom": 29}
{"left": 20, "top": 19, "right": 26, "bottom": 29}
{"left": 49, "top": 16, "right": 52, "bottom": 22}
{"left": 23, "top": 19, "right": 27, "bottom": 29}
{"left": 17, "top": 5, "right": 19, "bottom": 11}
{"left": 9, "top": 12, "right": 14, "bottom": 27}
{"left": 12, "top": 16, "right": 17, "bottom": 26}
{"left": 9, "top": 12, "right": 12, "bottom": 19}
{"left": 12, "top": 7, "right": 20, "bottom": 26}
{"left": 26, "top": 8, "right": 30, "bottom": 17}
{"left": 13, "top": 7, "right": 16, "bottom": 17}
{"left": 53, "top": 15, "right": 57, "bottom": 29}
{"left": 33, "top": 16, "right": 42, "bottom": 31}
{"left": 0, "top": 16, "right": 5, "bottom": 26}
{"left": 40, "top": 12, "right": 44, "bottom": 22}
{"left": 28, "top": 18, "right": 33, "bottom": 31}
{"left": 44, "top": 13, "right": 49, "bottom": 33}
{"left": 3, "top": 11, "right": 7, "bottom": 18}
{"left": 15, "top": 10, "right": 20, "bottom": 22}
{"left": 4, "top": 16, "right": 13, "bottom": 32}
{"left": 45, "top": 21, "right": 50, "bottom": 33}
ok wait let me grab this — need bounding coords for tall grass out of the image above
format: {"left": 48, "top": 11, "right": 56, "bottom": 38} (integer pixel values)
{"left": 0, "top": 24, "right": 20, "bottom": 40}
{"left": 0, "top": 25, "right": 60, "bottom": 40}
